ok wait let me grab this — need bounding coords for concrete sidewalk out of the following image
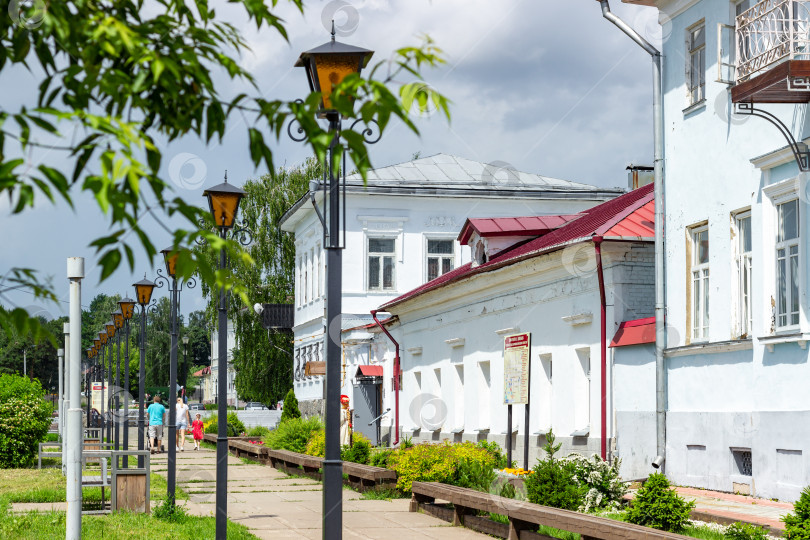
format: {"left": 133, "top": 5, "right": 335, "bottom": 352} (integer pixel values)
{"left": 150, "top": 446, "right": 487, "bottom": 539}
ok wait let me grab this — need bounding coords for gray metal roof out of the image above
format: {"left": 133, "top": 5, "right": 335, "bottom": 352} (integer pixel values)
{"left": 344, "top": 153, "right": 602, "bottom": 190}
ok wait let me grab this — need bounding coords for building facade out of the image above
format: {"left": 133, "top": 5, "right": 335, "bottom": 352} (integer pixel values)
{"left": 205, "top": 320, "right": 237, "bottom": 405}
{"left": 279, "top": 153, "right": 624, "bottom": 417}
{"left": 619, "top": 0, "right": 810, "bottom": 500}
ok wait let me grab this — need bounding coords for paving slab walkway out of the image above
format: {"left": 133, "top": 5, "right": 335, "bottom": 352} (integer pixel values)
{"left": 150, "top": 446, "right": 487, "bottom": 539}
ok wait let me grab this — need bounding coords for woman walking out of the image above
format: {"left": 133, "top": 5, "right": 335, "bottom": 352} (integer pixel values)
{"left": 176, "top": 397, "right": 191, "bottom": 452}
{"left": 191, "top": 413, "right": 204, "bottom": 450}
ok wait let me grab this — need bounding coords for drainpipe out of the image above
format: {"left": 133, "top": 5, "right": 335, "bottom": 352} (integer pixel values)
{"left": 593, "top": 236, "right": 607, "bottom": 460}
{"left": 598, "top": 0, "right": 667, "bottom": 470}
{"left": 370, "top": 310, "right": 399, "bottom": 446}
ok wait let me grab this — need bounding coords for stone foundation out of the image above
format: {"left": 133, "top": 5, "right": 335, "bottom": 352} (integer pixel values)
{"left": 299, "top": 398, "right": 324, "bottom": 419}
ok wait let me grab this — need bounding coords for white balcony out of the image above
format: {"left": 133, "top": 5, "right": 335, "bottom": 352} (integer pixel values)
{"left": 736, "top": 0, "right": 810, "bottom": 81}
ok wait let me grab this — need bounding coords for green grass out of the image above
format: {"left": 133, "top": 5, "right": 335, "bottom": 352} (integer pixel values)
{"left": 360, "top": 488, "right": 407, "bottom": 501}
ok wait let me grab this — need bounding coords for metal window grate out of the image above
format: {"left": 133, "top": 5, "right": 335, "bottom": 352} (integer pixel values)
{"left": 732, "top": 449, "right": 753, "bottom": 476}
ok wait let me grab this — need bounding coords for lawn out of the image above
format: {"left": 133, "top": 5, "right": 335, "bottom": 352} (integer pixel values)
{"left": 0, "top": 469, "right": 258, "bottom": 539}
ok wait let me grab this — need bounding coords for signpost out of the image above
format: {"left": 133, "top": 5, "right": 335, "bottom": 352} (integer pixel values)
{"left": 91, "top": 382, "right": 107, "bottom": 414}
{"left": 503, "top": 333, "right": 531, "bottom": 469}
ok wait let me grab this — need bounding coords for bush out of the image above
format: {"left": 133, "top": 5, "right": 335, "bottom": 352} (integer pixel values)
{"left": 783, "top": 486, "right": 810, "bottom": 540}
{"left": 226, "top": 412, "right": 245, "bottom": 435}
{"left": 264, "top": 417, "right": 323, "bottom": 454}
{"left": 370, "top": 449, "right": 393, "bottom": 468}
{"left": 305, "top": 429, "right": 325, "bottom": 457}
{"left": 725, "top": 522, "right": 769, "bottom": 540}
{"left": 280, "top": 389, "right": 300, "bottom": 423}
{"left": 454, "top": 457, "right": 497, "bottom": 492}
{"left": 341, "top": 433, "right": 371, "bottom": 465}
{"left": 246, "top": 426, "right": 271, "bottom": 438}
{"left": 626, "top": 473, "right": 694, "bottom": 532}
{"left": 204, "top": 404, "right": 217, "bottom": 410}
{"left": 0, "top": 374, "right": 53, "bottom": 468}
{"left": 388, "top": 441, "right": 496, "bottom": 493}
{"left": 476, "top": 440, "right": 510, "bottom": 469}
{"left": 524, "top": 430, "right": 586, "bottom": 511}
{"left": 566, "top": 453, "right": 627, "bottom": 512}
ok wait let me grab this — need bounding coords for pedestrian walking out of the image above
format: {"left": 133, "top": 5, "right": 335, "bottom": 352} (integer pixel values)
{"left": 176, "top": 397, "right": 191, "bottom": 452}
{"left": 191, "top": 413, "right": 204, "bottom": 450}
{"left": 147, "top": 395, "right": 166, "bottom": 454}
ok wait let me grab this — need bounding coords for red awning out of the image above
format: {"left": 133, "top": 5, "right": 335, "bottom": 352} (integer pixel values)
{"left": 356, "top": 365, "right": 383, "bottom": 377}
{"left": 610, "top": 317, "right": 656, "bottom": 347}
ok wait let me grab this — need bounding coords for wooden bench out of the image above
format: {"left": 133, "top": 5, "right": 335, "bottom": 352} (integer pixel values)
{"left": 410, "top": 481, "right": 692, "bottom": 540}
{"left": 229, "top": 439, "right": 268, "bottom": 463}
{"left": 342, "top": 461, "right": 396, "bottom": 493}
{"left": 267, "top": 449, "right": 324, "bottom": 480}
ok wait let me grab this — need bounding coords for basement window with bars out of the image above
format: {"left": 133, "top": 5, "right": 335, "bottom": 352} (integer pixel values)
{"left": 732, "top": 448, "right": 753, "bottom": 477}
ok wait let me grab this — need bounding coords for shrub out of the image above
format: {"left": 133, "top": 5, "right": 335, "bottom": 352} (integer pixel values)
{"left": 454, "top": 457, "right": 497, "bottom": 492}
{"left": 204, "top": 404, "right": 217, "bottom": 410}
{"left": 369, "top": 449, "right": 393, "bottom": 468}
{"left": 226, "top": 412, "right": 246, "bottom": 435}
{"left": 0, "top": 374, "right": 53, "bottom": 468}
{"left": 246, "top": 426, "right": 271, "bottom": 438}
{"left": 305, "top": 429, "right": 325, "bottom": 457}
{"left": 388, "top": 441, "right": 496, "bottom": 493}
{"left": 153, "top": 497, "right": 189, "bottom": 522}
{"left": 524, "top": 430, "right": 586, "bottom": 511}
{"left": 566, "top": 453, "right": 627, "bottom": 512}
{"left": 626, "top": 473, "right": 694, "bottom": 532}
{"left": 783, "top": 486, "right": 810, "bottom": 540}
{"left": 341, "top": 433, "right": 371, "bottom": 465}
{"left": 400, "top": 435, "right": 414, "bottom": 449}
{"left": 264, "top": 417, "right": 323, "bottom": 454}
{"left": 280, "top": 389, "right": 300, "bottom": 423}
{"left": 725, "top": 522, "right": 769, "bottom": 540}
{"left": 477, "top": 440, "right": 510, "bottom": 469}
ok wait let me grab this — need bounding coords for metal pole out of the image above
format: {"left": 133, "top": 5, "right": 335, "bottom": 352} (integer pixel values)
{"left": 57, "top": 349, "right": 64, "bottom": 438}
{"left": 100, "top": 343, "right": 106, "bottom": 443}
{"left": 115, "top": 329, "right": 121, "bottom": 451}
{"left": 323, "top": 114, "right": 343, "bottom": 540}
{"left": 138, "top": 308, "right": 147, "bottom": 468}
{"left": 506, "top": 404, "right": 512, "bottom": 467}
{"left": 108, "top": 339, "right": 113, "bottom": 444}
{"left": 123, "top": 320, "right": 130, "bottom": 468}
{"left": 66, "top": 257, "right": 84, "bottom": 540}
{"left": 215, "top": 240, "right": 229, "bottom": 539}
{"left": 168, "top": 279, "right": 178, "bottom": 504}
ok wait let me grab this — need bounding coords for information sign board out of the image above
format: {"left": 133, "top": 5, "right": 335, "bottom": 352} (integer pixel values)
{"left": 503, "top": 333, "right": 531, "bottom": 404}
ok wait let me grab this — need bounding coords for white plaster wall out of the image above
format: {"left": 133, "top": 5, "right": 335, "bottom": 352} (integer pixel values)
{"left": 613, "top": 343, "right": 657, "bottom": 480}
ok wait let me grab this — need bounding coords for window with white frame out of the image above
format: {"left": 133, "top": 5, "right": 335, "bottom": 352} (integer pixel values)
{"left": 687, "top": 23, "right": 706, "bottom": 106}
{"left": 736, "top": 212, "right": 752, "bottom": 338}
{"left": 426, "top": 239, "right": 454, "bottom": 282}
{"left": 776, "top": 198, "right": 800, "bottom": 328}
{"left": 691, "top": 225, "right": 710, "bottom": 341}
{"left": 368, "top": 237, "right": 395, "bottom": 290}
{"left": 303, "top": 252, "right": 308, "bottom": 304}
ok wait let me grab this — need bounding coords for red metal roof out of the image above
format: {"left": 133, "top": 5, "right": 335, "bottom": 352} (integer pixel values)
{"left": 193, "top": 367, "right": 211, "bottom": 377}
{"left": 610, "top": 317, "right": 656, "bottom": 347}
{"left": 356, "top": 365, "right": 383, "bottom": 377}
{"left": 380, "top": 184, "right": 654, "bottom": 311}
{"left": 458, "top": 214, "right": 582, "bottom": 244}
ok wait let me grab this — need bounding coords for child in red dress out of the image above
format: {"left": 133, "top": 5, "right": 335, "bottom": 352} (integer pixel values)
{"left": 191, "top": 413, "right": 204, "bottom": 450}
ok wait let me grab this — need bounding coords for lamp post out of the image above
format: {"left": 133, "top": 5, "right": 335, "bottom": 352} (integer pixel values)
{"left": 105, "top": 321, "right": 116, "bottom": 444}
{"left": 155, "top": 246, "right": 196, "bottom": 506}
{"left": 113, "top": 309, "right": 124, "bottom": 451}
{"left": 203, "top": 173, "right": 248, "bottom": 539}
{"left": 93, "top": 338, "right": 100, "bottom": 432}
{"left": 290, "top": 24, "right": 375, "bottom": 540}
{"left": 182, "top": 336, "right": 189, "bottom": 400}
{"left": 99, "top": 331, "right": 108, "bottom": 441}
{"left": 63, "top": 323, "right": 70, "bottom": 443}
{"left": 133, "top": 276, "right": 156, "bottom": 468}
{"left": 119, "top": 296, "right": 136, "bottom": 466}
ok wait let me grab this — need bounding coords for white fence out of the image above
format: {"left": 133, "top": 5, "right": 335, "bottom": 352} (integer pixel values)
{"left": 192, "top": 409, "right": 281, "bottom": 430}
{"left": 737, "top": 0, "right": 810, "bottom": 80}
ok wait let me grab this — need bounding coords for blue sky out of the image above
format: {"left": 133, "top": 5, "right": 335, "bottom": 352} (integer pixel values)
{"left": 0, "top": 0, "right": 657, "bottom": 320}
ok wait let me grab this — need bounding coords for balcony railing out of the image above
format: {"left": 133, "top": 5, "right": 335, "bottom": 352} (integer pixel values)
{"left": 737, "top": 0, "right": 810, "bottom": 81}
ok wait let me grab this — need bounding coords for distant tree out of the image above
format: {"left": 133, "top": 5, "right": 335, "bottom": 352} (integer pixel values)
{"left": 281, "top": 388, "right": 301, "bottom": 423}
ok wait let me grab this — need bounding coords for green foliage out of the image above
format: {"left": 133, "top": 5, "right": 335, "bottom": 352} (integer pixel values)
{"left": 305, "top": 429, "right": 325, "bottom": 458}
{"left": 476, "top": 440, "right": 510, "bottom": 469}
{"left": 370, "top": 449, "right": 393, "bottom": 468}
{"left": 246, "top": 426, "right": 271, "bottom": 438}
{"left": 0, "top": 374, "right": 53, "bottom": 468}
{"left": 204, "top": 404, "right": 218, "bottom": 410}
{"left": 264, "top": 417, "right": 323, "bottom": 454}
{"left": 387, "top": 441, "right": 497, "bottom": 493}
{"left": 453, "top": 457, "right": 497, "bottom": 492}
{"left": 400, "top": 436, "right": 414, "bottom": 449}
{"left": 626, "top": 473, "right": 695, "bottom": 532}
{"left": 783, "top": 486, "right": 810, "bottom": 540}
{"left": 280, "top": 389, "right": 300, "bottom": 423}
{"left": 724, "top": 522, "right": 769, "bottom": 540}
{"left": 226, "top": 412, "right": 245, "bottom": 436}
{"left": 566, "top": 453, "right": 627, "bottom": 512}
{"left": 524, "top": 430, "right": 586, "bottom": 511}
{"left": 341, "top": 433, "right": 371, "bottom": 465}
{"left": 153, "top": 497, "right": 189, "bottom": 522}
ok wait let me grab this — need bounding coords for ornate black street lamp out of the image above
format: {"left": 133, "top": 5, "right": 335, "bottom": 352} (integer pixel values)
{"left": 85, "top": 348, "right": 93, "bottom": 429}
{"left": 289, "top": 24, "right": 376, "bottom": 540}
{"left": 133, "top": 276, "right": 156, "bottom": 467}
{"left": 112, "top": 309, "right": 124, "bottom": 451}
{"left": 92, "top": 338, "right": 100, "bottom": 430}
{"left": 99, "top": 331, "right": 108, "bottom": 440}
{"left": 203, "top": 173, "right": 248, "bottom": 539}
{"left": 104, "top": 320, "right": 116, "bottom": 444}
{"left": 119, "top": 296, "right": 136, "bottom": 466}
{"left": 155, "top": 246, "right": 196, "bottom": 505}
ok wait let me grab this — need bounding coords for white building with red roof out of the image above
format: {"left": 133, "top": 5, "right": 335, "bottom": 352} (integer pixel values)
{"left": 369, "top": 184, "right": 655, "bottom": 463}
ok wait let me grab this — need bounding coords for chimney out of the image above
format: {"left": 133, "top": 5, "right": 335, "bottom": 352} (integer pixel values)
{"left": 627, "top": 164, "right": 654, "bottom": 190}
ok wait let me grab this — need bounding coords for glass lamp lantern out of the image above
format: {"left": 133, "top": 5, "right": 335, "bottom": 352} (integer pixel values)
{"left": 203, "top": 180, "right": 246, "bottom": 230}
{"left": 133, "top": 276, "right": 156, "bottom": 306}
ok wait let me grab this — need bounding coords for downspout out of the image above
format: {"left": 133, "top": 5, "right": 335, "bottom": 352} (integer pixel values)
{"left": 598, "top": 0, "right": 667, "bottom": 470}
{"left": 370, "top": 310, "right": 399, "bottom": 446}
{"left": 593, "top": 236, "right": 607, "bottom": 461}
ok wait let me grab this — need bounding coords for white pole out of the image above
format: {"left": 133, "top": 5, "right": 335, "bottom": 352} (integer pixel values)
{"left": 62, "top": 324, "right": 70, "bottom": 476}
{"left": 66, "top": 258, "right": 84, "bottom": 540}
{"left": 57, "top": 348, "right": 64, "bottom": 439}
{"left": 23, "top": 349, "right": 27, "bottom": 378}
